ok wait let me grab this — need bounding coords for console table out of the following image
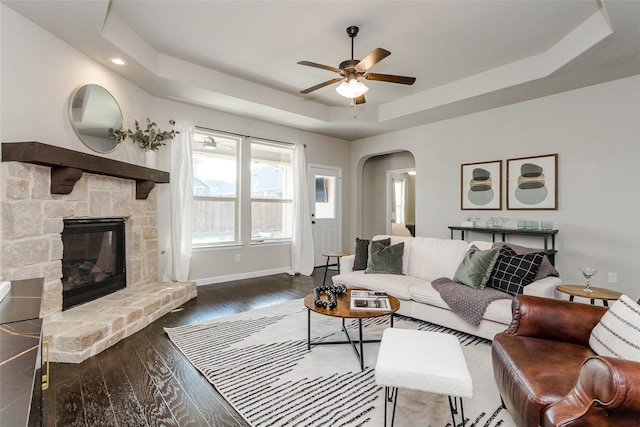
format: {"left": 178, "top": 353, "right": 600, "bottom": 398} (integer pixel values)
{"left": 0, "top": 278, "right": 45, "bottom": 426}
{"left": 448, "top": 226, "right": 558, "bottom": 264}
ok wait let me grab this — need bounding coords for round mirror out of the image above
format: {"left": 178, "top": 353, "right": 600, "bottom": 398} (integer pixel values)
{"left": 69, "top": 84, "right": 123, "bottom": 153}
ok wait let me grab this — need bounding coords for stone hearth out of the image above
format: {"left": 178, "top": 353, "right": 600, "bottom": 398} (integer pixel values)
{"left": 1, "top": 158, "right": 196, "bottom": 363}
{"left": 44, "top": 280, "right": 195, "bottom": 363}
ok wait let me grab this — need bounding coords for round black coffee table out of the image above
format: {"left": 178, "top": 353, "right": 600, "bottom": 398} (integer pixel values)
{"left": 304, "top": 287, "right": 400, "bottom": 370}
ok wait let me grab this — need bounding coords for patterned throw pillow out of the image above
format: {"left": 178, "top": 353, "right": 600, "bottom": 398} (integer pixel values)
{"left": 365, "top": 241, "right": 404, "bottom": 275}
{"left": 353, "top": 237, "right": 390, "bottom": 271}
{"left": 487, "top": 247, "right": 544, "bottom": 295}
{"left": 492, "top": 242, "right": 559, "bottom": 280}
{"left": 589, "top": 295, "right": 640, "bottom": 362}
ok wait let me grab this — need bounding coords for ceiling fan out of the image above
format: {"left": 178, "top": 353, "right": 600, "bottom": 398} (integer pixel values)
{"left": 298, "top": 26, "right": 416, "bottom": 104}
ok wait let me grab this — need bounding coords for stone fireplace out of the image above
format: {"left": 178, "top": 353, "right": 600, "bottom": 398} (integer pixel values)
{"left": 1, "top": 142, "right": 196, "bottom": 362}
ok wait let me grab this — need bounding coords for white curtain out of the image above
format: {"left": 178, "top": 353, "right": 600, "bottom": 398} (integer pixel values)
{"left": 289, "top": 143, "right": 315, "bottom": 276}
{"left": 162, "top": 125, "right": 193, "bottom": 282}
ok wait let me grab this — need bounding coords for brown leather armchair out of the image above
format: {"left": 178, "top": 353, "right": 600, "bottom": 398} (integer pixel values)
{"left": 492, "top": 294, "right": 640, "bottom": 427}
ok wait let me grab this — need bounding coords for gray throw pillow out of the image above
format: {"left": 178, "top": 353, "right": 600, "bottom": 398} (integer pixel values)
{"left": 365, "top": 241, "right": 404, "bottom": 275}
{"left": 354, "top": 237, "right": 390, "bottom": 271}
{"left": 453, "top": 245, "right": 500, "bottom": 289}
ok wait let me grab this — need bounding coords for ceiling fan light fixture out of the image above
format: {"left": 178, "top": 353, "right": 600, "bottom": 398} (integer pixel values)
{"left": 202, "top": 137, "right": 217, "bottom": 151}
{"left": 336, "top": 78, "right": 369, "bottom": 99}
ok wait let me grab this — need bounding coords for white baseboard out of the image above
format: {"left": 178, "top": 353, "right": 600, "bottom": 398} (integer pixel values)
{"left": 194, "top": 267, "right": 291, "bottom": 286}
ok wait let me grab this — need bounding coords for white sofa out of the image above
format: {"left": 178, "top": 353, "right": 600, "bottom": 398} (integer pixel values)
{"left": 332, "top": 235, "right": 562, "bottom": 340}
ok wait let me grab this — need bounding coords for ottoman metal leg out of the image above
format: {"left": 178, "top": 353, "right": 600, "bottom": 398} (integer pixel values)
{"left": 383, "top": 386, "right": 399, "bottom": 427}
{"left": 448, "top": 396, "right": 466, "bottom": 427}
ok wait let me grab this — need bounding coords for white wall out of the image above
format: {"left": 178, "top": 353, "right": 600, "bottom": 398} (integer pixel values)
{"left": 0, "top": 5, "right": 152, "bottom": 165}
{"left": 1, "top": 5, "right": 352, "bottom": 286}
{"left": 350, "top": 76, "right": 640, "bottom": 300}
{"left": 151, "top": 98, "right": 351, "bottom": 284}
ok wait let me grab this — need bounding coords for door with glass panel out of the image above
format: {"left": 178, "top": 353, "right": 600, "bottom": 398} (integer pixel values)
{"left": 308, "top": 165, "right": 342, "bottom": 267}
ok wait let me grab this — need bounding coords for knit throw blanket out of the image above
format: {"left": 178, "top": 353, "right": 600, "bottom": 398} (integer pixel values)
{"left": 431, "top": 277, "right": 512, "bottom": 325}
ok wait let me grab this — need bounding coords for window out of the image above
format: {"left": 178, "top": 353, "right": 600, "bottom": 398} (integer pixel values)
{"left": 191, "top": 130, "right": 296, "bottom": 247}
{"left": 192, "top": 130, "right": 240, "bottom": 246}
{"left": 393, "top": 178, "right": 406, "bottom": 223}
{"left": 314, "top": 175, "right": 336, "bottom": 219}
{"left": 250, "top": 140, "right": 293, "bottom": 241}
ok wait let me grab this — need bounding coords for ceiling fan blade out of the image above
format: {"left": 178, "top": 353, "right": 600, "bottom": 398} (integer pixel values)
{"left": 297, "top": 61, "right": 342, "bottom": 74}
{"left": 300, "top": 77, "right": 344, "bottom": 94}
{"left": 365, "top": 73, "right": 416, "bottom": 85}
{"left": 355, "top": 48, "right": 391, "bottom": 73}
{"left": 354, "top": 95, "right": 366, "bottom": 105}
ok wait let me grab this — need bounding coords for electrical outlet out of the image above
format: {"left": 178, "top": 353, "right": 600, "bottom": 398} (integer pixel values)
{"left": 235, "top": 254, "right": 240, "bottom": 262}
{"left": 608, "top": 272, "right": 617, "bottom": 284}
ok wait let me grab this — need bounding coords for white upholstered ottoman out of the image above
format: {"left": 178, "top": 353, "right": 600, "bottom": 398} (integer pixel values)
{"left": 375, "top": 328, "right": 473, "bottom": 426}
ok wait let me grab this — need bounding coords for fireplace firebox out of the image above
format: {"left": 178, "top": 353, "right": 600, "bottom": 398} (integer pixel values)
{"left": 62, "top": 218, "right": 126, "bottom": 310}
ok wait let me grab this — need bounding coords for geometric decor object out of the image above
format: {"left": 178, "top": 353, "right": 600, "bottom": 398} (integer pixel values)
{"left": 507, "top": 154, "right": 558, "bottom": 210}
{"left": 461, "top": 160, "right": 502, "bottom": 210}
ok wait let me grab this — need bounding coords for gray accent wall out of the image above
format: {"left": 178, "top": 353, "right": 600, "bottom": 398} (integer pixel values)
{"left": 350, "top": 75, "right": 640, "bottom": 300}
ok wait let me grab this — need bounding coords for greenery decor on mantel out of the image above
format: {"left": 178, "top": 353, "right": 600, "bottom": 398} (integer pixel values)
{"left": 109, "top": 118, "right": 179, "bottom": 151}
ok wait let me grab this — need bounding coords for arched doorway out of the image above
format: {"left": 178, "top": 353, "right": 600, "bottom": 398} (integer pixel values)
{"left": 361, "top": 151, "right": 415, "bottom": 238}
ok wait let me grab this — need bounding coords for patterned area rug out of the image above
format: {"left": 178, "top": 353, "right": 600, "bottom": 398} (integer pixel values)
{"left": 165, "top": 299, "right": 515, "bottom": 427}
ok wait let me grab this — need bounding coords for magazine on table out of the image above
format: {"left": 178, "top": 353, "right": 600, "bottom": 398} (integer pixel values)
{"left": 350, "top": 290, "right": 391, "bottom": 310}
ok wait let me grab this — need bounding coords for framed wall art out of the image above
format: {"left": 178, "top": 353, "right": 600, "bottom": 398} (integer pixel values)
{"left": 507, "top": 153, "right": 558, "bottom": 210}
{"left": 461, "top": 160, "right": 502, "bottom": 210}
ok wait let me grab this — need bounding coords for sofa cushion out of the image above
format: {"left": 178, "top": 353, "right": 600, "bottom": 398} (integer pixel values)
{"left": 332, "top": 271, "right": 424, "bottom": 300}
{"left": 589, "top": 295, "right": 640, "bottom": 362}
{"left": 488, "top": 248, "right": 544, "bottom": 296}
{"left": 407, "top": 237, "right": 469, "bottom": 281}
{"left": 408, "top": 281, "right": 451, "bottom": 310}
{"left": 365, "top": 241, "right": 404, "bottom": 275}
{"left": 453, "top": 245, "right": 500, "bottom": 289}
{"left": 354, "top": 237, "right": 390, "bottom": 271}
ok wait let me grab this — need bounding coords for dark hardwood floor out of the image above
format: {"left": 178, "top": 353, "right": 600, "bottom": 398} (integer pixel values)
{"left": 43, "top": 269, "right": 331, "bottom": 426}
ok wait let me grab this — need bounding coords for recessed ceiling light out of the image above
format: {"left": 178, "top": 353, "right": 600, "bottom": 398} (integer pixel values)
{"left": 109, "top": 57, "right": 127, "bottom": 66}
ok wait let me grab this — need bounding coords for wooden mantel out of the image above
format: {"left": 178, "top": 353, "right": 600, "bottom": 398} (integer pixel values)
{"left": 2, "top": 142, "right": 170, "bottom": 199}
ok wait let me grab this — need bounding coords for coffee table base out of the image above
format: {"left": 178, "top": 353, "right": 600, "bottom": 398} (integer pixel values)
{"left": 307, "top": 309, "right": 394, "bottom": 371}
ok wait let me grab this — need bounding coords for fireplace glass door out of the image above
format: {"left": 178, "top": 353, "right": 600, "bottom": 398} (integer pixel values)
{"left": 62, "top": 218, "right": 126, "bottom": 310}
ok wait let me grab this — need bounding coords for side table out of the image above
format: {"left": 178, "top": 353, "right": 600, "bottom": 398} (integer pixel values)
{"left": 321, "top": 251, "right": 349, "bottom": 285}
{"left": 556, "top": 284, "right": 622, "bottom": 307}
